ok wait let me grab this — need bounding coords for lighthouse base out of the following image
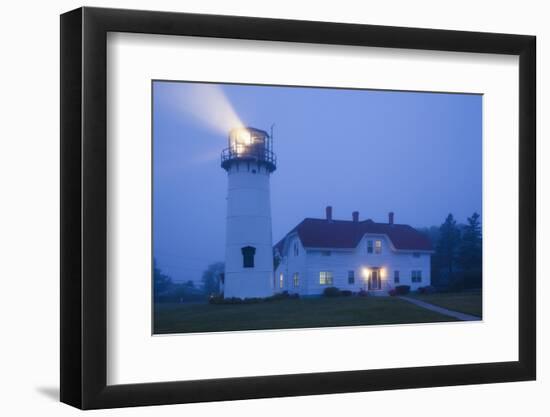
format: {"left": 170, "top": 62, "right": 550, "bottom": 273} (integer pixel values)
{"left": 223, "top": 272, "right": 274, "bottom": 299}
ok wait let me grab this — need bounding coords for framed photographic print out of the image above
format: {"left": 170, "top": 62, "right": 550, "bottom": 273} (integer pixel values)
{"left": 60, "top": 6, "right": 536, "bottom": 409}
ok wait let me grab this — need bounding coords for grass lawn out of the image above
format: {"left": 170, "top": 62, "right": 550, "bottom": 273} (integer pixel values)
{"left": 154, "top": 296, "right": 457, "bottom": 334}
{"left": 407, "top": 290, "right": 482, "bottom": 318}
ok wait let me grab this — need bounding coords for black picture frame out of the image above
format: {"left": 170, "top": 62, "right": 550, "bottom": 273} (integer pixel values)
{"left": 60, "top": 6, "right": 536, "bottom": 410}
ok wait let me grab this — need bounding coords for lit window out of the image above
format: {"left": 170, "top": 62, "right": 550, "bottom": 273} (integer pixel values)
{"left": 394, "top": 270, "right": 400, "bottom": 284}
{"left": 241, "top": 246, "right": 256, "bottom": 268}
{"left": 411, "top": 270, "right": 422, "bottom": 283}
{"left": 348, "top": 270, "right": 355, "bottom": 284}
{"left": 367, "top": 240, "right": 373, "bottom": 254}
{"left": 319, "top": 271, "right": 333, "bottom": 285}
{"left": 375, "top": 240, "right": 382, "bottom": 254}
{"left": 293, "top": 273, "right": 299, "bottom": 287}
{"left": 413, "top": 252, "right": 420, "bottom": 258}
{"left": 279, "top": 273, "right": 284, "bottom": 288}
{"left": 321, "top": 250, "right": 331, "bottom": 256}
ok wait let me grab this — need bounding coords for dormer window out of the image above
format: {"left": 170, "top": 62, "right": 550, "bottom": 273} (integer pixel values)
{"left": 375, "top": 240, "right": 382, "bottom": 254}
{"left": 241, "top": 246, "right": 256, "bottom": 268}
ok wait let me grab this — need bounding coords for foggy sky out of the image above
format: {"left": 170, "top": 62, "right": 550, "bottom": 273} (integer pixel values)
{"left": 153, "top": 81, "right": 482, "bottom": 283}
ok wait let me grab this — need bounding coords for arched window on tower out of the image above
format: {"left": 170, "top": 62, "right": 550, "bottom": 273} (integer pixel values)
{"left": 241, "top": 246, "right": 256, "bottom": 268}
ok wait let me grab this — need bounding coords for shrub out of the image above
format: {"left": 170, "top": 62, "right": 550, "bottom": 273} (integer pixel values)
{"left": 340, "top": 290, "right": 353, "bottom": 297}
{"left": 358, "top": 289, "right": 369, "bottom": 297}
{"left": 394, "top": 285, "right": 410, "bottom": 295}
{"left": 224, "top": 297, "right": 245, "bottom": 304}
{"left": 388, "top": 288, "right": 397, "bottom": 296}
{"left": 417, "top": 285, "right": 437, "bottom": 294}
{"left": 209, "top": 296, "right": 261, "bottom": 305}
{"left": 323, "top": 287, "right": 341, "bottom": 297}
{"left": 210, "top": 292, "right": 300, "bottom": 305}
{"left": 268, "top": 291, "right": 291, "bottom": 301}
{"left": 424, "top": 285, "right": 436, "bottom": 294}
{"left": 242, "top": 297, "right": 263, "bottom": 304}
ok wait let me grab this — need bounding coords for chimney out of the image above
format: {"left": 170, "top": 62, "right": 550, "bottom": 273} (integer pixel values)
{"left": 389, "top": 211, "right": 394, "bottom": 225}
{"left": 326, "top": 206, "right": 333, "bottom": 222}
{"left": 352, "top": 211, "right": 359, "bottom": 222}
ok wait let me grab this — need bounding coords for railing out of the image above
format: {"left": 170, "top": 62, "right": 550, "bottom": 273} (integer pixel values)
{"left": 221, "top": 147, "right": 277, "bottom": 171}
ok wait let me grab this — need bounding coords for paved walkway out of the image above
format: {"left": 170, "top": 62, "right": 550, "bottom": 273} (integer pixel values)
{"left": 399, "top": 296, "right": 480, "bottom": 321}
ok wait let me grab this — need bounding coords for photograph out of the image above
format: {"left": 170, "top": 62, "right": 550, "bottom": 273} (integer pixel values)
{"left": 152, "top": 80, "right": 483, "bottom": 334}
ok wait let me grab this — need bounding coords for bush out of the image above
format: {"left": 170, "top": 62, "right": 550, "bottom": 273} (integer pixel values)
{"left": 358, "top": 289, "right": 369, "bottom": 297}
{"left": 394, "top": 285, "right": 410, "bottom": 295}
{"left": 323, "top": 287, "right": 341, "bottom": 297}
{"left": 426, "top": 286, "right": 436, "bottom": 294}
{"left": 417, "top": 285, "right": 437, "bottom": 294}
{"left": 223, "top": 297, "right": 245, "bottom": 304}
{"left": 388, "top": 288, "right": 397, "bottom": 296}
{"left": 269, "top": 292, "right": 287, "bottom": 300}
{"left": 209, "top": 292, "right": 299, "bottom": 305}
{"left": 340, "top": 290, "right": 353, "bottom": 297}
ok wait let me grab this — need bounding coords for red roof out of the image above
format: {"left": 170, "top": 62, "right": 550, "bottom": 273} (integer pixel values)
{"left": 275, "top": 218, "right": 433, "bottom": 253}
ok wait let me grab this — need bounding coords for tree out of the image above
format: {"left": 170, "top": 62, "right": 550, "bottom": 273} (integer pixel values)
{"left": 435, "top": 214, "right": 461, "bottom": 285}
{"left": 153, "top": 258, "right": 173, "bottom": 301}
{"left": 201, "top": 262, "right": 224, "bottom": 295}
{"left": 458, "top": 212, "right": 482, "bottom": 288}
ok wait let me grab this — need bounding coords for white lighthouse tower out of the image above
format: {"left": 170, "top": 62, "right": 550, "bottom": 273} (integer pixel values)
{"left": 221, "top": 127, "right": 277, "bottom": 298}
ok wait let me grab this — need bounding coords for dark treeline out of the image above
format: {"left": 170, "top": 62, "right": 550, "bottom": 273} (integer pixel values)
{"left": 153, "top": 259, "right": 223, "bottom": 302}
{"left": 153, "top": 259, "right": 204, "bottom": 302}
{"left": 418, "top": 212, "right": 482, "bottom": 290}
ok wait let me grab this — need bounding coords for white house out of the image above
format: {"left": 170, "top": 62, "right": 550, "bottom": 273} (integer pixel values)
{"left": 273, "top": 206, "right": 433, "bottom": 296}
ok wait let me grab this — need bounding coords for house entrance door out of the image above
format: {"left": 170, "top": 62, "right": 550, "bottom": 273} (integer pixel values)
{"left": 368, "top": 268, "right": 381, "bottom": 291}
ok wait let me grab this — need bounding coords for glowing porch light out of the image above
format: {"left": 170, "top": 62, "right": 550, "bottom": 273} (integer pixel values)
{"left": 380, "top": 268, "right": 387, "bottom": 279}
{"left": 362, "top": 267, "right": 371, "bottom": 280}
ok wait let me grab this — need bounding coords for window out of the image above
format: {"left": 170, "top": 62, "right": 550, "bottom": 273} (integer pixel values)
{"left": 321, "top": 250, "right": 331, "bottom": 256}
{"left": 279, "top": 273, "right": 284, "bottom": 289}
{"left": 319, "top": 271, "right": 333, "bottom": 285}
{"left": 293, "top": 242, "right": 299, "bottom": 256}
{"left": 348, "top": 270, "right": 355, "bottom": 284}
{"left": 413, "top": 252, "right": 420, "bottom": 258}
{"left": 293, "top": 273, "right": 299, "bottom": 288}
{"left": 375, "top": 240, "right": 382, "bottom": 254}
{"left": 411, "top": 270, "right": 422, "bottom": 283}
{"left": 241, "top": 246, "right": 256, "bottom": 268}
{"left": 394, "top": 270, "right": 400, "bottom": 284}
{"left": 367, "top": 240, "right": 373, "bottom": 254}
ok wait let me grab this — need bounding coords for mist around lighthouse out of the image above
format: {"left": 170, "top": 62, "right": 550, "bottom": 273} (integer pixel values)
{"left": 153, "top": 80, "right": 483, "bottom": 334}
